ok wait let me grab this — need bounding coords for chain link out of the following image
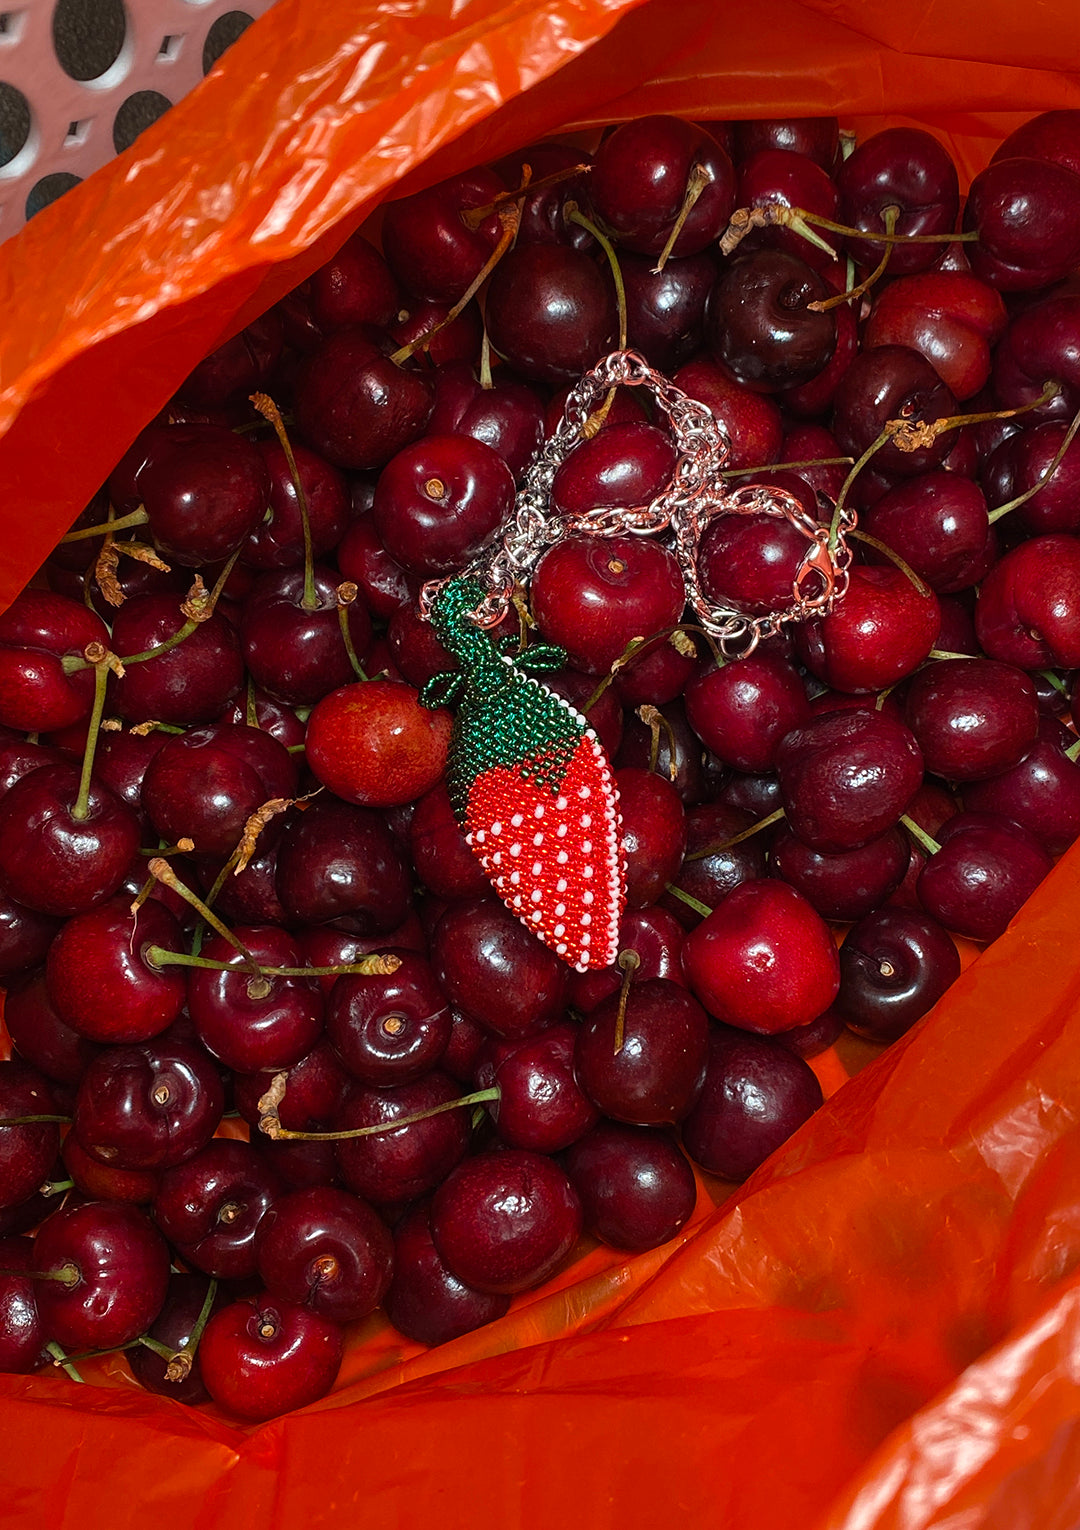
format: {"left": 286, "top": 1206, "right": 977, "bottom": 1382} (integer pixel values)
{"left": 420, "top": 350, "right": 855, "bottom": 652}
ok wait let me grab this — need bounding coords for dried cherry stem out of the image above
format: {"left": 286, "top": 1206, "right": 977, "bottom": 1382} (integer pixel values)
{"left": 582, "top": 626, "right": 705, "bottom": 712}
{"left": 848, "top": 528, "right": 933, "bottom": 598}
{"left": 722, "top": 202, "right": 980, "bottom": 260}
{"left": 638, "top": 704, "right": 679, "bottom": 781}
{"left": 808, "top": 205, "right": 898, "bottom": 312}
{"left": 144, "top": 946, "right": 400, "bottom": 980}
{"left": 479, "top": 321, "right": 494, "bottom": 390}
{"left": 390, "top": 203, "right": 521, "bottom": 366}
{"left": 613, "top": 949, "right": 640, "bottom": 1055}
{"left": 144, "top": 859, "right": 263, "bottom": 981}
{"left": 60, "top": 505, "right": 149, "bottom": 542}
{"left": 71, "top": 646, "right": 116, "bottom": 822}
{"left": 928, "top": 649, "right": 977, "bottom": 661}
{"left": 137, "top": 838, "right": 195, "bottom": 857}
{"left": 336, "top": 583, "right": 368, "bottom": 679}
{"left": 460, "top": 162, "right": 590, "bottom": 230}
{"left": 142, "top": 1276, "right": 220, "bottom": 1384}
{"left": 900, "top": 814, "right": 941, "bottom": 856}
{"left": 92, "top": 504, "right": 122, "bottom": 609}
{"left": 45, "top": 1341, "right": 83, "bottom": 1383}
{"left": 257, "top": 1078, "right": 498, "bottom": 1141}
{"left": 721, "top": 455, "right": 853, "bottom": 481}
{"left": 245, "top": 675, "right": 260, "bottom": 729}
{"left": 662, "top": 884, "right": 713, "bottom": 919}
{"left": 684, "top": 806, "right": 787, "bottom": 862}
{"left": 565, "top": 201, "right": 627, "bottom": 436}
{"left": 652, "top": 160, "right": 715, "bottom": 274}
{"left": 252, "top": 391, "right": 318, "bottom": 611}
{"left": 988, "top": 401, "right": 1080, "bottom": 523}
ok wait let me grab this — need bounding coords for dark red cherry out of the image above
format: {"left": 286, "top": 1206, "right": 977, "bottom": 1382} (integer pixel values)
{"left": 985, "top": 420, "right": 1080, "bottom": 537}
{"left": 991, "top": 292, "right": 1080, "bottom": 423}
{"left": 775, "top": 708, "right": 923, "bottom": 853}
{"left": 138, "top": 424, "right": 270, "bottom": 566}
{"left": 837, "top": 906, "right": 961, "bottom": 1042}
{"left": 0, "top": 764, "right": 139, "bottom": 917}
{"left": 385, "top": 1203, "right": 510, "bottom": 1346}
{"left": 326, "top": 951, "right": 451, "bottom": 1086}
{"left": 409, "top": 782, "right": 491, "bottom": 901}
{"left": 730, "top": 117, "right": 839, "bottom": 171}
{"left": 0, "top": 590, "right": 108, "bottom": 734}
{"left": 531, "top": 534, "right": 686, "bottom": 676}
{"left": 334, "top": 1071, "right": 470, "bottom": 1206}
{"left": 575, "top": 978, "right": 709, "bottom": 1125}
{"left": 176, "top": 311, "right": 282, "bottom": 410}
{"left": 110, "top": 593, "right": 243, "bottom": 727}
{"left": 903, "top": 658, "right": 1039, "bottom": 781}
{"left": 0, "top": 892, "right": 61, "bottom": 982}
{"left": 274, "top": 795, "right": 413, "bottom": 935}
{"left": 240, "top": 565, "right": 372, "bottom": 709}
{"left": 863, "top": 271, "right": 1007, "bottom": 402}
{"left": 432, "top": 897, "right": 569, "bottom": 1041}
{"left": 72, "top": 1039, "right": 224, "bottom": 1171}
{"left": 976, "top": 535, "right": 1080, "bottom": 670}
{"left": 485, "top": 244, "right": 617, "bottom": 385}
{"left": 551, "top": 422, "right": 678, "bottom": 518}
{"left": 965, "top": 158, "right": 1080, "bottom": 290}
{"left": 476, "top": 1021, "right": 598, "bottom": 1153}
{"left": 187, "top": 925, "right": 324, "bottom": 1074}
{"left": 568, "top": 905, "right": 688, "bottom": 1013}
{"left": 382, "top": 169, "right": 505, "bottom": 303}
{"left": 562, "top": 1122, "right": 697, "bottom": 1253}
{"left": 992, "top": 110, "right": 1080, "bottom": 176}
{"left": 294, "top": 330, "right": 433, "bottom": 472}
{"left": 660, "top": 801, "right": 769, "bottom": 929}
{"left": 335, "top": 513, "right": 412, "bottom": 620}
{"left": 860, "top": 471, "right": 993, "bottom": 592}
{"left": 838, "top": 127, "right": 959, "bottom": 275}
{"left": 696, "top": 503, "right": 813, "bottom": 621}
{"left": 684, "top": 653, "right": 810, "bottom": 773}
{"left": 672, "top": 357, "right": 784, "bottom": 470}
{"left": 45, "top": 895, "right": 187, "bottom": 1043}
{"left": 34, "top": 1199, "right": 170, "bottom": 1351}
{"left": 917, "top": 812, "right": 1053, "bottom": 942}
{"left": 832, "top": 345, "right": 958, "bottom": 478}
{"left": 308, "top": 232, "right": 398, "bottom": 331}
{"left": 198, "top": 1293, "right": 343, "bottom": 1421}
{"left": 243, "top": 438, "right": 350, "bottom": 570}
{"left": 705, "top": 249, "right": 836, "bottom": 392}
{"left": 616, "top": 767, "right": 687, "bottom": 908}
{"left": 373, "top": 434, "right": 514, "bottom": 578}
{"left": 964, "top": 715, "right": 1080, "bottom": 853}
{"left": 681, "top": 1027, "right": 823, "bottom": 1181}
{"left": 590, "top": 115, "right": 736, "bottom": 258}
{"left": 796, "top": 565, "right": 941, "bottom": 695}
{"left": 0, "top": 1236, "right": 46, "bottom": 1373}
{"left": 233, "top": 1040, "right": 351, "bottom": 1136}
{"left": 254, "top": 1184, "right": 393, "bottom": 1323}
{"left": 127, "top": 1272, "right": 225, "bottom": 1406}
{"left": 622, "top": 250, "right": 717, "bottom": 370}
{"left": 153, "top": 1138, "right": 282, "bottom": 1281}
{"left": 141, "top": 721, "right": 298, "bottom": 858}
{"left": 734, "top": 148, "right": 840, "bottom": 269}
{"left": 0, "top": 1061, "right": 60, "bottom": 1211}
{"left": 431, "top": 1149, "right": 581, "bottom": 1294}
{"left": 682, "top": 879, "right": 840, "bottom": 1034}
{"left": 2, "top": 973, "right": 100, "bottom": 1086}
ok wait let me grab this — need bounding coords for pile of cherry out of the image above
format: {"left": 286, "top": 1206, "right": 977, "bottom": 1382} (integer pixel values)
{"left": 2, "top": 107, "right": 1080, "bottom": 1424}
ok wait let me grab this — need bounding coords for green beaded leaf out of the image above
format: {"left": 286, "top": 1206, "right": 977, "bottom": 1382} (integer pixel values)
{"left": 418, "top": 669, "right": 465, "bottom": 710}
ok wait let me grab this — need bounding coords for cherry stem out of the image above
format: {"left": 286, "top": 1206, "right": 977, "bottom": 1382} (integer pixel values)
{"left": 164, "top": 1276, "right": 219, "bottom": 1383}
{"left": 582, "top": 626, "right": 703, "bottom": 711}
{"left": 390, "top": 203, "right": 520, "bottom": 366}
{"left": 900, "top": 813, "right": 941, "bottom": 856}
{"left": 479, "top": 321, "right": 493, "bottom": 390}
{"left": 45, "top": 1341, "right": 83, "bottom": 1383}
{"left": 786, "top": 204, "right": 978, "bottom": 246}
{"left": 828, "top": 422, "right": 904, "bottom": 552}
{"left": 257, "top": 1081, "right": 498, "bottom": 1141}
{"left": 1066, "top": 735, "right": 1080, "bottom": 764}
{"left": 849, "top": 528, "right": 933, "bottom": 598}
{"left": 638, "top": 703, "right": 678, "bottom": 781}
{"left": 565, "top": 202, "right": 627, "bottom": 436}
{"left": 809, "top": 205, "right": 898, "bottom": 312}
{"left": 0, "top": 1263, "right": 81, "bottom": 1285}
{"left": 988, "top": 400, "right": 1080, "bottom": 523}
{"left": 722, "top": 455, "right": 853, "bottom": 481}
{"left": 684, "top": 806, "right": 787, "bottom": 861}
{"left": 145, "top": 945, "right": 400, "bottom": 981}
{"left": 252, "top": 392, "right": 317, "bottom": 611}
{"left": 652, "top": 160, "right": 714, "bottom": 274}
{"left": 71, "top": 650, "right": 112, "bottom": 821}
{"left": 662, "top": 883, "right": 713, "bottom": 918}
{"left": 928, "top": 649, "right": 977, "bottom": 661}
{"left": 336, "top": 584, "right": 368, "bottom": 679}
{"left": 460, "top": 162, "right": 590, "bottom": 230}
{"left": 41, "top": 1178, "right": 75, "bottom": 1197}
{"left": 60, "top": 506, "right": 149, "bottom": 543}
{"left": 613, "top": 949, "right": 640, "bottom": 1055}
{"left": 1039, "top": 669, "right": 1068, "bottom": 696}
{"left": 144, "top": 861, "right": 262, "bottom": 978}
{"left": 137, "top": 838, "right": 195, "bottom": 857}
{"left": 245, "top": 675, "right": 259, "bottom": 729}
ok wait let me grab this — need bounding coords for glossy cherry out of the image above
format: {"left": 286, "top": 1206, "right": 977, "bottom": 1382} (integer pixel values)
{"left": 385, "top": 1203, "right": 511, "bottom": 1346}
{"left": 33, "top": 1199, "right": 170, "bottom": 1351}
{"left": 255, "top": 1184, "right": 393, "bottom": 1323}
{"left": 837, "top": 906, "right": 962, "bottom": 1042}
{"left": 198, "top": 1293, "right": 344, "bottom": 1421}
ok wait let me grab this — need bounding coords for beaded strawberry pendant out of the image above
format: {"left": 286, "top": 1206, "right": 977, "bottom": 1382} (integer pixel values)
{"left": 420, "top": 577, "right": 625, "bottom": 972}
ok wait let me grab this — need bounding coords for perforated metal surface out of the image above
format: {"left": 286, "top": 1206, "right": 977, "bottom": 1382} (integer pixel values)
{"left": 0, "top": 0, "right": 278, "bottom": 240}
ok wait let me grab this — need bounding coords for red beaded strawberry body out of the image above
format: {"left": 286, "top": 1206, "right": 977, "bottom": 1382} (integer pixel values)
{"left": 422, "top": 577, "right": 625, "bottom": 971}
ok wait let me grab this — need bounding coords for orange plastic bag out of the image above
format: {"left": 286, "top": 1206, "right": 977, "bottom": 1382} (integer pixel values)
{"left": 5, "top": 2, "right": 1080, "bottom": 1525}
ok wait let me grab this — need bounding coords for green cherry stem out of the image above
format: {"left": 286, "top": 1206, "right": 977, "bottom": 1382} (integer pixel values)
{"left": 900, "top": 814, "right": 941, "bottom": 856}
{"left": 252, "top": 391, "right": 318, "bottom": 612}
{"left": 988, "top": 400, "right": 1080, "bottom": 523}
{"left": 144, "top": 946, "right": 400, "bottom": 980}
{"left": 0, "top": 1115, "right": 72, "bottom": 1126}
{"left": 45, "top": 1341, "right": 84, "bottom": 1383}
{"left": 808, "top": 205, "right": 898, "bottom": 312}
{"left": 60, "top": 505, "right": 149, "bottom": 542}
{"left": 1065, "top": 735, "right": 1080, "bottom": 764}
{"left": 144, "top": 860, "right": 263, "bottom": 980}
{"left": 848, "top": 528, "right": 933, "bottom": 598}
{"left": 613, "top": 949, "right": 640, "bottom": 1056}
{"left": 257, "top": 1079, "right": 498, "bottom": 1142}
{"left": 163, "top": 1276, "right": 219, "bottom": 1383}
{"left": 71, "top": 647, "right": 113, "bottom": 822}
{"left": 565, "top": 200, "right": 627, "bottom": 436}
{"left": 336, "top": 584, "right": 368, "bottom": 679}
{"left": 684, "top": 806, "right": 787, "bottom": 862}
{"left": 662, "top": 884, "right": 713, "bottom": 919}
{"left": 651, "top": 160, "right": 715, "bottom": 274}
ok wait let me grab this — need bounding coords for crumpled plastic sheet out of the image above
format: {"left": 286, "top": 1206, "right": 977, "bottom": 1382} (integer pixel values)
{"left": 3, "top": 1, "right": 1080, "bottom": 1525}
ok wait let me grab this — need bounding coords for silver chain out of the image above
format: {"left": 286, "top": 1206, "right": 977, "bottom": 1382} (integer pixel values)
{"left": 420, "top": 350, "right": 855, "bottom": 655}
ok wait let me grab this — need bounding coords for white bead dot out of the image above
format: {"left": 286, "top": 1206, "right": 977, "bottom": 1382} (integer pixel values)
{"left": 554, "top": 923, "right": 565, "bottom": 938}
{"left": 582, "top": 841, "right": 592, "bottom": 854}
{"left": 532, "top": 910, "right": 543, "bottom": 922}
{"left": 511, "top": 813, "right": 524, "bottom": 828}
{"left": 556, "top": 796, "right": 568, "bottom": 810}
{"left": 582, "top": 912, "right": 591, "bottom": 926}
{"left": 492, "top": 851, "right": 502, "bottom": 865}
{"left": 557, "top": 850, "right": 568, "bottom": 865}
{"left": 510, "top": 843, "right": 521, "bottom": 857}
{"left": 510, "top": 870, "right": 520, "bottom": 885}
{"left": 534, "top": 804, "right": 545, "bottom": 819}
{"left": 582, "top": 933, "right": 591, "bottom": 945}
{"left": 556, "top": 824, "right": 568, "bottom": 838}
{"left": 532, "top": 861, "right": 542, "bottom": 876}
{"left": 583, "top": 865, "right": 594, "bottom": 878}
{"left": 583, "top": 890, "right": 594, "bottom": 905}
{"left": 555, "top": 903, "right": 566, "bottom": 916}
{"left": 557, "top": 943, "right": 568, "bottom": 956}
{"left": 474, "top": 829, "right": 486, "bottom": 843}
{"left": 531, "top": 888, "right": 543, "bottom": 903}
{"left": 580, "top": 814, "right": 591, "bottom": 829}
{"left": 579, "top": 786, "right": 591, "bottom": 799}
{"left": 513, "top": 895, "right": 522, "bottom": 908}
{"left": 491, "top": 821, "right": 502, "bottom": 836}
{"left": 533, "top": 831, "right": 544, "bottom": 846}
{"left": 556, "top": 879, "right": 567, "bottom": 893}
